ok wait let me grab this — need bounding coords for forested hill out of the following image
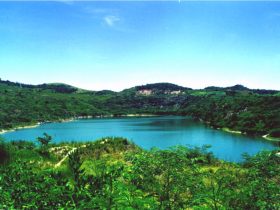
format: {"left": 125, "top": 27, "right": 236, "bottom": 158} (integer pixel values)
{"left": 0, "top": 79, "right": 279, "bottom": 138}
{"left": 0, "top": 79, "right": 86, "bottom": 93}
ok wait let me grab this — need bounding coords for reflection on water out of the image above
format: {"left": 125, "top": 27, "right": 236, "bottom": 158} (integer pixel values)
{"left": 1, "top": 116, "right": 277, "bottom": 162}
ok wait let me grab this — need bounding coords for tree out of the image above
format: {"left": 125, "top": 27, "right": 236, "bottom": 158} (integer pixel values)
{"left": 0, "top": 137, "right": 9, "bottom": 164}
{"left": 37, "top": 133, "right": 52, "bottom": 158}
{"left": 37, "top": 133, "right": 52, "bottom": 146}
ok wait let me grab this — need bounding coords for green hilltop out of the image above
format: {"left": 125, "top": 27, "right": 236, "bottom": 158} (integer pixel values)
{"left": 0, "top": 79, "right": 279, "bottom": 138}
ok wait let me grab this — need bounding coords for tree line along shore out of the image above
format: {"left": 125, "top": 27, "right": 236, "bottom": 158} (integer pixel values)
{"left": 0, "top": 80, "right": 279, "bottom": 139}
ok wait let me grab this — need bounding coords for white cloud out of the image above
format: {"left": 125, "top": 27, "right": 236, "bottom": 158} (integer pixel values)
{"left": 84, "top": 8, "right": 112, "bottom": 15}
{"left": 82, "top": 7, "right": 122, "bottom": 28}
{"left": 56, "top": 0, "right": 75, "bottom": 5}
{"left": 104, "top": 15, "right": 120, "bottom": 27}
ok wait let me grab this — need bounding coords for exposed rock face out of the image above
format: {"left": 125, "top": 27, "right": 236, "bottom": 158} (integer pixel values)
{"left": 169, "top": 90, "right": 181, "bottom": 95}
{"left": 137, "top": 89, "right": 182, "bottom": 96}
{"left": 137, "top": 89, "right": 153, "bottom": 96}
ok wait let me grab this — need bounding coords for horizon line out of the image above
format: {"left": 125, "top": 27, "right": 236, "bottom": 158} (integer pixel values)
{"left": 1, "top": 78, "right": 279, "bottom": 92}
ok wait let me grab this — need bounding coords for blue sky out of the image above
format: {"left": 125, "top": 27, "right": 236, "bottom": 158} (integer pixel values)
{"left": 0, "top": 1, "right": 280, "bottom": 91}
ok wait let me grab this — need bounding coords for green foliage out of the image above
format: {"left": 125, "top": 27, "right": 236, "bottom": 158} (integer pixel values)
{"left": 239, "top": 151, "right": 280, "bottom": 209}
{"left": 181, "top": 94, "right": 280, "bottom": 136}
{"left": 270, "top": 128, "right": 280, "bottom": 138}
{"left": 0, "top": 161, "right": 75, "bottom": 209}
{"left": 37, "top": 133, "right": 52, "bottom": 158}
{"left": 37, "top": 133, "right": 52, "bottom": 146}
{"left": 10, "top": 140, "right": 36, "bottom": 150}
{"left": 135, "top": 82, "right": 191, "bottom": 92}
{"left": 0, "top": 137, "right": 9, "bottom": 164}
{"left": 1, "top": 137, "right": 278, "bottom": 209}
{"left": 0, "top": 80, "right": 279, "bottom": 138}
{"left": 0, "top": 80, "right": 279, "bottom": 208}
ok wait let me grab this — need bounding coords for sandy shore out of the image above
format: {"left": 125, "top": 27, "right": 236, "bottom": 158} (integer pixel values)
{"left": 222, "top": 129, "right": 280, "bottom": 142}
{"left": 121, "top": 114, "right": 158, "bottom": 117}
{"left": 1, "top": 116, "right": 279, "bottom": 143}
{"left": 262, "top": 134, "right": 280, "bottom": 142}
{"left": 0, "top": 123, "right": 41, "bottom": 135}
{"left": 0, "top": 114, "right": 158, "bottom": 135}
{"left": 221, "top": 128, "right": 242, "bottom": 134}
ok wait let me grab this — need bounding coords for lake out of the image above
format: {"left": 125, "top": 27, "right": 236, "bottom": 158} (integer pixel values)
{"left": 1, "top": 116, "right": 277, "bottom": 162}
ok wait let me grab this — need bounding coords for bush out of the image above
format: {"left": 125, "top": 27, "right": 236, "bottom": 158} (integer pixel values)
{"left": 0, "top": 138, "right": 9, "bottom": 164}
{"left": 269, "top": 129, "right": 280, "bottom": 138}
{"left": 11, "top": 140, "right": 35, "bottom": 150}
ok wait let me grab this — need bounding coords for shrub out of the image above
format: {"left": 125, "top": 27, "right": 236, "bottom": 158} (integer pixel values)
{"left": 0, "top": 138, "right": 9, "bottom": 164}
{"left": 269, "top": 129, "right": 280, "bottom": 138}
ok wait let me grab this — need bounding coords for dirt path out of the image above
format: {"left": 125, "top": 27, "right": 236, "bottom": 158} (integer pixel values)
{"left": 54, "top": 145, "right": 86, "bottom": 168}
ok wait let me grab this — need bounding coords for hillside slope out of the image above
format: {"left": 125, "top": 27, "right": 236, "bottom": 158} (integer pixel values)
{"left": 0, "top": 138, "right": 279, "bottom": 209}
{"left": 0, "top": 79, "right": 279, "bottom": 137}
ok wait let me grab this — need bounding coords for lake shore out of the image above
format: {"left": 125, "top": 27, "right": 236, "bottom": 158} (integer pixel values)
{"left": 262, "top": 134, "right": 280, "bottom": 142}
{"left": 102, "top": 115, "right": 280, "bottom": 143}
{"left": 0, "top": 114, "right": 159, "bottom": 135}
{"left": 221, "top": 128, "right": 280, "bottom": 142}
{"left": 0, "top": 123, "right": 41, "bottom": 135}
{"left": 58, "top": 114, "right": 158, "bottom": 121}
{"left": 221, "top": 127, "right": 242, "bottom": 134}
{"left": 120, "top": 114, "right": 158, "bottom": 117}
{"left": 1, "top": 115, "right": 279, "bottom": 143}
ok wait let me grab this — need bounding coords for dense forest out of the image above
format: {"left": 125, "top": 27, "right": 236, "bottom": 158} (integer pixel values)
{"left": 0, "top": 137, "right": 279, "bottom": 209}
{"left": 0, "top": 79, "right": 279, "bottom": 138}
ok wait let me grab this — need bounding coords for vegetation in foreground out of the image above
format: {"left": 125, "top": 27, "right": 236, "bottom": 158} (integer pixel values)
{"left": 0, "top": 137, "right": 279, "bottom": 209}
{"left": 0, "top": 79, "right": 279, "bottom": 139}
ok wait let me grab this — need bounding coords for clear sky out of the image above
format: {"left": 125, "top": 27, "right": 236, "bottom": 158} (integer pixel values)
{"left": 0, "top": 1, "right": 280, "bottom": 91}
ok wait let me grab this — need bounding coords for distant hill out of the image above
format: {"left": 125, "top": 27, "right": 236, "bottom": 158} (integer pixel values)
{"left": 135, "top": 83, "right": 192, "bottom": 92}
{"left": 0, "top": 78, "right": 279, "bottom": 137}
{"left": 0, "top": 79, "right": 80, "bottom": 93}
{"left": 37, "top": 83, "right": 79, "bottom": 93}
{"left": 93, "top": 90, "right": 116, "bottom": 96}
{"left": 204, "top": 84, "right": 278, "bottom": 95}
{"left": 226, "top": 84, "right": 250, "bottom": 91}
{"left": 0, "top": 79, "right": 35, "bottom": 89}
{"left": 123, "top": 83, "right": 192, "bottom": 96}
{"left": 204, "top": 86, "right": 224, "bottom": 91}
{"left": 1, "top": 79, "right": 278, "bottom": 94}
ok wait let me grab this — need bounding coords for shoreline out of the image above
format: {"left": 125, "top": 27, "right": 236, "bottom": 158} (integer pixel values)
{"left": 262, "top": 134, "right": 280, "bottom": 142}
{"left": 221, "top": 128, "right": 280, "bottom": 142}
{"left": 59, "top": 114, "right": 159, "bottom": 121}
{"left": 0, "top": 123, "right": 41, "bottom": 135}
{"left": 221, "top": 127, "right": 242, "bottom": 134}
{"left": 0, "top": 114, "right": 159, "bottom": 135}
{"left": 1, "top": 116, "right": 280, "bottom": 143}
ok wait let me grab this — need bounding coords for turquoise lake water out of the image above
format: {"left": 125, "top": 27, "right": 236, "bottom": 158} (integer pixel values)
{"left": 1, "top": 116, "right": 277, "bottom": 162}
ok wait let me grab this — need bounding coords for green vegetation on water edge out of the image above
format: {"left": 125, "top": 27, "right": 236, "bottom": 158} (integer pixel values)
{"left": 0, "top": 137, "right": 279, "bottom": 209}
{"left": 0, "top": 80, "right": 279, "bottom": 138}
